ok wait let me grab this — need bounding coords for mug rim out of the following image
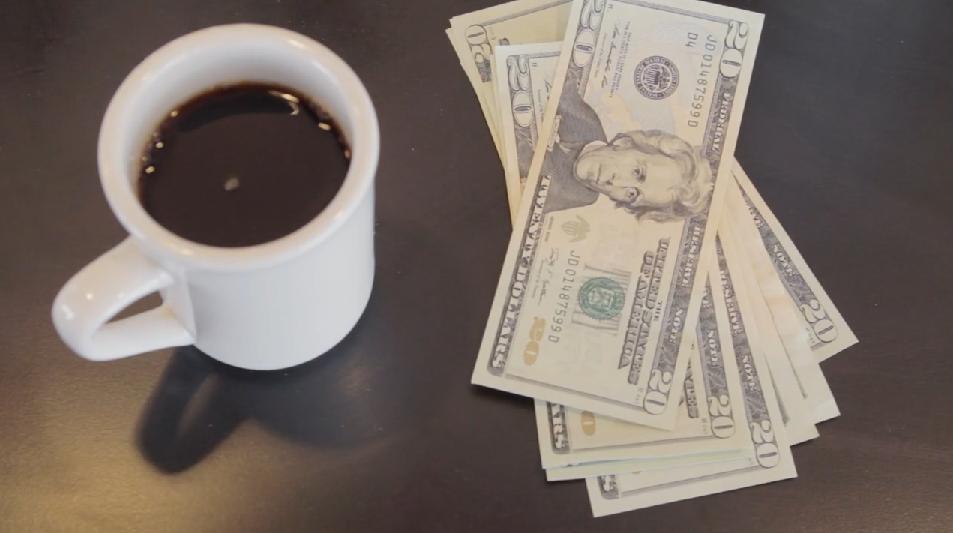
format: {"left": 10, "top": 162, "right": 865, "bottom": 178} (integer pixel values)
{"left": 98, "top": 23, "right": 379, "bottom": 272}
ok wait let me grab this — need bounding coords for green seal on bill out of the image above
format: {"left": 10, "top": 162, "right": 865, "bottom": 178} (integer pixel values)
{"left": 578, "top": 277, "right": 626, "bottom": 321}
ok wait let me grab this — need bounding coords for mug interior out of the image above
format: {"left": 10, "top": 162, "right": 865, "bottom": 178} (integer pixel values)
{"left": 99, "top": 24, "right": 378, "bottom": 271}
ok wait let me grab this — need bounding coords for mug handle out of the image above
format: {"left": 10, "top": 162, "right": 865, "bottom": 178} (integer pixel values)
{"left": 52, "top": 238, "right": 194, "bottom": 361}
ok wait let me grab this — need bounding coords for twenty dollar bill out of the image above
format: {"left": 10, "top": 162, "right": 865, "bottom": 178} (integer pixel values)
{"left": 472, "top": 0, "right": 765, "bottom": 428}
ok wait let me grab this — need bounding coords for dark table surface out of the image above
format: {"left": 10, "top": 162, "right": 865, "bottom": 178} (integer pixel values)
{"left": 2, "top": 0, "right": 953, "bottom": 531}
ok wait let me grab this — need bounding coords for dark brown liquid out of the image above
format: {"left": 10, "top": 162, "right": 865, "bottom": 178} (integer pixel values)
{"left": 138, "top": 84, "right": 349, "bottom": 248}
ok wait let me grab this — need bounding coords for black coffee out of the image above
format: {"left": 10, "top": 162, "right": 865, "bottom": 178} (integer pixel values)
{"left": 138, "top": 84, "right": 350, "bottom": 248}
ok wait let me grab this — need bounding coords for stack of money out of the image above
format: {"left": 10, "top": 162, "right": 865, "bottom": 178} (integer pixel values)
{"left": 447, "top": 0, "right": 858, "bottom": 517}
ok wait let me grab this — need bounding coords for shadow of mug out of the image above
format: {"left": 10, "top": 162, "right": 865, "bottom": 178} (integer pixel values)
{"left": 136, "top": 334, "right": 394, "bottom": 473}
{"left": 136, "top": 346, "right": 245, "bottom": 473}
{"left": 135, "top": 217, "right": 471, "bottom": 473}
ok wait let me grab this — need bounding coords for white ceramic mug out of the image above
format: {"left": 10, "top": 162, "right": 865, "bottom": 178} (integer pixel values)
{"left": 52, "top": 24, "right": 379, "bottom": 370}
